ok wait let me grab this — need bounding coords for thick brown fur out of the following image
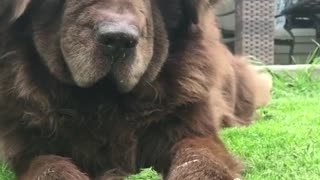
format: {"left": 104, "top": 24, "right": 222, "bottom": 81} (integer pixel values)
{"left": 0, "top": 0, "right": 270, "bottom": 179}
{"left": 217, "top": 56, "right": 273, "bottom": 129}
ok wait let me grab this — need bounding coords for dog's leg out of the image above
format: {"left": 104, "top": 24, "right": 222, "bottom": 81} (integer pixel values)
{"left": 19, "top": 155, "right": 90, "bottom": 180}
{"left": 167, "top": 137, "right": 242, "bottom": 180}
{"left": 96, "top": 169, "right": 130, "bottom": 180}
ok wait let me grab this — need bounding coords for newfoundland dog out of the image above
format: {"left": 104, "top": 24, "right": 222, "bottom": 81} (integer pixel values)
{"left": 0, "top": 0, "right": 271, "bottom": 179}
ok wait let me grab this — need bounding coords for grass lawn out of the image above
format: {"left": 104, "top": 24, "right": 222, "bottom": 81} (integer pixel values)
{"left": 222, "top": 67, "right": 320, "bottom": 180}
{"left": 0, "top": 66, "right": 319, "bottom": 180}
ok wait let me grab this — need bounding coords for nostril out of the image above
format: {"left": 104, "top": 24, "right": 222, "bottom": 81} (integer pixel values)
{"left": 95, "top": 22, "right": 139, "bottom": 53}
{"left": 101, "top": 32, "right": 138, "bottom": 49}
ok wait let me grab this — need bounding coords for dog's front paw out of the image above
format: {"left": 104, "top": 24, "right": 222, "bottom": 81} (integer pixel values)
{"left": 21, "top": 155, "right": 89, "bottom": 180}
{"left": 167, "top": 156, "right": 237, "bottom": 180}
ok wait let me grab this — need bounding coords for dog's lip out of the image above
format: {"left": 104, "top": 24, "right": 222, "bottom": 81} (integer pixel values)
{"left": 70, "top": 63, "right": 111, "bottom": 88}
{"left": 73, "top": 76, "right": 104, "bottom": 88}
{"left": 114, "top": 80, "right": 137, "bottom": 93}
{"left": 70, "top": 62, "right": 137, "bottom": 93}
{"left": 73, "top": 74, "right": 137, "bottom": 94}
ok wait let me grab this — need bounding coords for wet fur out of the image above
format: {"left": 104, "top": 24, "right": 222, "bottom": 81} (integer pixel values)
{"left": 0, "top": 0, "right": 270, "bottom": 179}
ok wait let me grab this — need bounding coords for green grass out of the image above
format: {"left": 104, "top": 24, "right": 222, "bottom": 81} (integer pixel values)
{"left": 0, "top": 164, "right": 14, "bottom": 180}
{"left": 222, "top": 65, "right": 320, "bottom": 180}
{"left": 126, "top": 168, "right": 161, "bottom": 180}
{"left": 0, "top": 66, "right": 319, "bottom": 180}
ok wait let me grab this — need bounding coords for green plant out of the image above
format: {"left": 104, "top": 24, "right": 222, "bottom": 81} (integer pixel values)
{"left": 125, "top": 168, "right": 161, "bottom": 180}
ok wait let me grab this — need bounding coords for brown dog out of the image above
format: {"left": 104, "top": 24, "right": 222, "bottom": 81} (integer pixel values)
{"left": 0, "top": 0, "right": 272, "bottom": 179}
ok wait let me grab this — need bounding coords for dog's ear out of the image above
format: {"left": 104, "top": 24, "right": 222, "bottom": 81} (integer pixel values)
{"left": 182, "top": 0, "right": 199, "bottom": 25}
{"left": 182, "top": 0, "right": 218, "bottom": 25}
{"left": 0, "top": 0, "right": 31, "bottom": 26}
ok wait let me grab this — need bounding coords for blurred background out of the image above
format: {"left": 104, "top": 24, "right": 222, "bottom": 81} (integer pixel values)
{"left": 215, "top": 0, "right": 320, "bottom": 65}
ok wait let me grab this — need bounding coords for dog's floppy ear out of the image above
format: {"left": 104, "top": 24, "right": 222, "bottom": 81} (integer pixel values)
{"left": 182, "top": 0, "right": 199, "bottom": 25}
{"left": 0, "top": 0, "right": 31, "bottom": 26}
{"left": 181, "top": 0, "right": 218, "bottom": 25}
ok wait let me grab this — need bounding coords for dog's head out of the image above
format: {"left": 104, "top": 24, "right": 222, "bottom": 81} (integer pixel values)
{"left": 2, "top": 0, "right": 169, "bottom": 93}
{"left": 2, "top": 0, "right": 219, "bottom": 93}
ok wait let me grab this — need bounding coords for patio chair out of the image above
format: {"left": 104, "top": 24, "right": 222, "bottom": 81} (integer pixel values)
{"left": 235, "top": 0, "right": 276, "bottom": 65}
{"left": 276, "top": 0, "right": 320, "bottom": 64}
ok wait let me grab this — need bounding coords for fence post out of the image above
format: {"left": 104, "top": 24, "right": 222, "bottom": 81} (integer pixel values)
{"left": 235, "top": 0, "right": 276, "bottom": 64}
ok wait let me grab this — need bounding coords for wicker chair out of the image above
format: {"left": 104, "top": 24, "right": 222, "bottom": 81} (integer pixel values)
{"left": 235, "top": 0, "right": 276, "bottom": 64}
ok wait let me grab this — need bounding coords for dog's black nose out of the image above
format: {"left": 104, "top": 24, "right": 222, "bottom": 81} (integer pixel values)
{"left": 95, "top": 22, "right": 139, "bottom": 60}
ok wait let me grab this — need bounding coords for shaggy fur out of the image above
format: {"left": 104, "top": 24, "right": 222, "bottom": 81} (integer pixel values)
{"left": 0, "top": 0, "right": 271, "bottom": 180}
{"left": 217, "top": 56, "right": 273, "bottom": 129}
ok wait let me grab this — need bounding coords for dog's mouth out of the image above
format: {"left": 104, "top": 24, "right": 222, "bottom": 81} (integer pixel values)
{"left": 68, "top": 49, "right": 145, "bottom": 93}
{"left": 64, "top": 38, "right": 153, "bottom": 93}
{"left": 59, "top": 21, "right": 152, "bottom": 93}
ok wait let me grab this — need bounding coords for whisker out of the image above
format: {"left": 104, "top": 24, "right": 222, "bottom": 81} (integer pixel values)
{"left": 0, "top": 51, "right": 17, "bottom": 60}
